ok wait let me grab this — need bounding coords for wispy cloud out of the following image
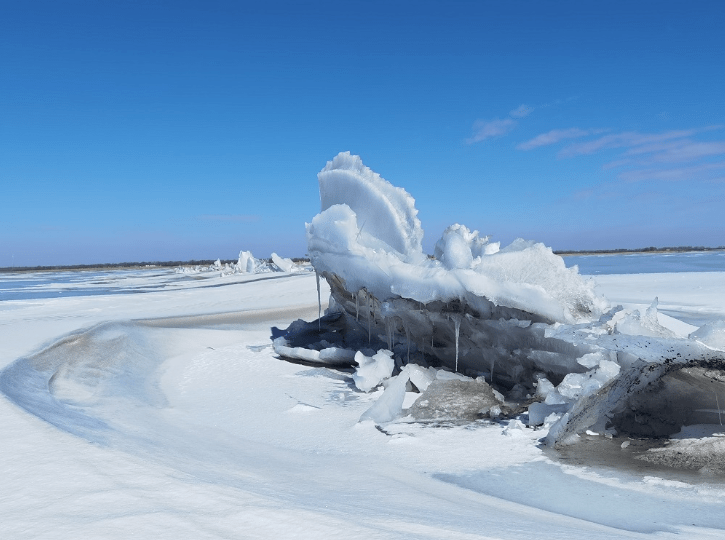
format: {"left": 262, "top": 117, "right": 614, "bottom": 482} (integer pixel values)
{"left": 537, "top": 123, "right": 725, "bottom": 205}
{"left": 509, "top": 104, "right": 534, "bottom": 118}
{"left": 467, "top": 103, "right": 538, "bottom": 144}
{"left": 643, "top": 141, "right": 725, "bottom": 163}
{"left": 517, "top": 128, "right": 596, "bottom": 150}
{"left": 559, "top": 126, "right": 722, "bottom": 158}
{"left": 466, "top": 118, "right": 517, "bottom": 144}
{"left": 198, "top": 214, "right": 260, "bottom": 222}
{"left": 618, "top": 161, "right": 725, "bottom": 183}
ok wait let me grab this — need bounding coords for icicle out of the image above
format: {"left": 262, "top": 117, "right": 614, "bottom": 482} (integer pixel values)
{"left": 385, "top": 317, "right": 391, "bottom": 350}
{"left": 405, "top": 325, "right": 410, "bottom": 365}
{"left": 315, "top": 271, "right": 321, "bottom": 332}
{"left": 717, "top": 392, "right": 723, "bottom": 426}
{"left": 355, "top": 293, "right": 359, "bottom": 321}
{"left": 453, "top": 317, "right": 461, "bottom": 372}
{"left": 490, "top": 355, "right": 495, "bottom": 386}
{"left": 368, "top": 294, "right": 372, "bottom": 343}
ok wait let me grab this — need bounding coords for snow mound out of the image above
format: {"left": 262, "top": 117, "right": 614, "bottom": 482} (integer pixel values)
{"left": 308, "top": 152, "right": 605, "bottom": 324}
{"left": 318, "top": 151, "right": 423, "bottom": 258}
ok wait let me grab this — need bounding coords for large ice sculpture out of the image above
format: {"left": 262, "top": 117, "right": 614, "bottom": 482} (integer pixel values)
{"left": 305, "top": 152, "right": 606, "bottom": 385}
{"left": 275, "top": 152, "right": 725, "bottom": 450}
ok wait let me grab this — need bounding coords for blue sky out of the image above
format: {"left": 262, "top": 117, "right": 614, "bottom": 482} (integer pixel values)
{"left": 2, "top": 0, "right": 724, "bottom": 266}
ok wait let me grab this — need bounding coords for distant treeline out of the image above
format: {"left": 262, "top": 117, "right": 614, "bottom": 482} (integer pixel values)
{"left": 554, "top": 246, "right": 725, "bottom": 256}
{"left": 0, "top": 257, "right": 311, "bottom": 273}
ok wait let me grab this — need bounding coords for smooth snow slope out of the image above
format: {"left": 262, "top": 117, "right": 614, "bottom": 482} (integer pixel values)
{"left": 1, "top": 268, "right": 725, "bottom": 539}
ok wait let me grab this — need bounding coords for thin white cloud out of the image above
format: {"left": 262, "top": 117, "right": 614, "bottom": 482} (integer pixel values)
{"left": 509, "top": 104, "right": 534, "bottom": 118}
{"left": 618, "top": 161, "right": 725, "bottom": 183}
{"left": 647, "top": 141, "right": 725, "bottom": 163}
{"left": 559, "top": 126, "right": 722, "bottom": 158}
{"left": 517, "top": 128, "right": 594, "bottom": 150}
{"left": 622, "top": 140, "right": 684, "bottom": 157}
{"left": 466, "top": 118, "right": 516, "bottom": 144}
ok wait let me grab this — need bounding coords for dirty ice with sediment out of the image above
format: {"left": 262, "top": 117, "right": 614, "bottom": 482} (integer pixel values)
{"left": 1, "top": 153, "right": 725, "bottom": 539}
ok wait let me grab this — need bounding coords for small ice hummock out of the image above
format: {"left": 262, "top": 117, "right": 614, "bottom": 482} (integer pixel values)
{"left": 271, "top": 253, "right": 295, "bottom": 273}
{"left": 176, "top": 250, "right": 309, "bottom": 276}
{"left": 353, "top": 350, "right": 395, "bottom": 392}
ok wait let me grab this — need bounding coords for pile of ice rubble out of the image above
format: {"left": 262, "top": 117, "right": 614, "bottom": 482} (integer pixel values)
{"left": 273, "top": 151, "right": 725, "bottom": 450}
{"left": 176, "top": 251, "right": 307, "bottom": 276}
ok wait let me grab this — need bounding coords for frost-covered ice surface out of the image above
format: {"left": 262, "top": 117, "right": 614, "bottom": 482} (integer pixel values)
{"left": 2, "top": 259, "right": 725, "bottom": 538}
{"left": 567, "top": 250, "right": 725, "bottom": 275}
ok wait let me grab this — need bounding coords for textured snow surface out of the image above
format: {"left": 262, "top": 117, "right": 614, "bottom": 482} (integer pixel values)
{"left": 2, "top": 267, "right": 725, "bottom": 538}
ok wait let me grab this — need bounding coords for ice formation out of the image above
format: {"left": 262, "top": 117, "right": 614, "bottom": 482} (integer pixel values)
{"left": 353, "top": 350, "right": 395, "bottom": 392}
{"left": 176, "top": 250, "right": 306, "bottom": 276}
{"left": 273, "top": 152, "right": 725, "bottom": 446}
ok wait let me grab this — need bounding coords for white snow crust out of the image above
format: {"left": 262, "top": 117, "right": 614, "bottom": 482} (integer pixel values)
{"left": 2, "top": 262, "right": 725, "bottom": 538}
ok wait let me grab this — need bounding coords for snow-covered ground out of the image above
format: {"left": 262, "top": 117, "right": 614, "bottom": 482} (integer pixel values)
{"left": 1, "top": 261, "right": 725, "bottom": 539}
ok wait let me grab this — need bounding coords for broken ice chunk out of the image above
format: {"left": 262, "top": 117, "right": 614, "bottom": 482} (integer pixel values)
{"left": 402, "top": 363, "right": 436, "bottom": 392}
{"left": 407, "top": 377, "right": 502, "bottom": 421}
{"left": 271, "top": 253, "right": 294, "bottom": 272}
{"left": 527, "top": 402, "right": 569, "bottom": 427}
{"left": 615, "top": 298, "right": 677, "bottom": 338}
{"left": 359, "top": 372, "right": 410, "bottom": 424}
{"left": 690, "top": 320, "right": 725, "bottom": 351}
{"left": 353, "top": 350, "right": 395, "bottom": 392}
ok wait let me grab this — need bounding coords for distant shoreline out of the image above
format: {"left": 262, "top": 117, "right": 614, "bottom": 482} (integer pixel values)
{"left": 1, "top": 247, "right": 723, "bottom": 273}
{"left": 0, "top": 258, "right": 310, "bottom": 274}
{"left": 554, "top": 246, "right": 725, "bottom": 257}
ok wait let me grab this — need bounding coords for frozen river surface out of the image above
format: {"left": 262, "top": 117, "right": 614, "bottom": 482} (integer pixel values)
{"left": 1, "top": 259, "right": 725, "bottom": 539}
